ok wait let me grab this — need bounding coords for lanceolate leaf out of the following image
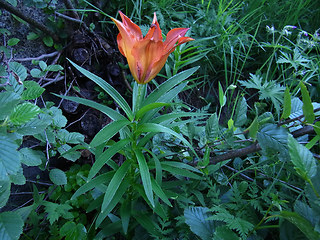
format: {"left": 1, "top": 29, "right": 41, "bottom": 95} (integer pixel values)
{"left": 88, "top": 139, "right": 130, "bottom": 180}
{"left": 234, "top": 97, "right": 247, "bottom": 127}
{"left": 134, "top": 149, "right": 154, "bottom": 207}
{"left": 151, "top": 178, "right": 172, "bottom": 207}
{"left": 205, "top": 113, "right": 220, "bottom": 141}
{"left": 281, "top": 86, "right": 291, "bottom": 119}
{"left": 68, "top": 60, "right": 133, "bottom": 120}
{"left": 101, "top": 160, "right": 131, "bottom": 213}
{"left": 288, "top": 135, "right": 317, "bottom": 181}
{"left": 280, "top": 211, "right": 320, "bottom": 240}
{"left": 90, "top": 120, "right": 130, "bottom": 148}
{"left": 300, "top": 82, "right": 315, "bottom": 124}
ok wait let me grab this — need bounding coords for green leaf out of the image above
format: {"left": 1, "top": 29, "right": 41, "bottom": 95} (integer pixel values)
{"left": 257, "top": 124, "right": 288, "bottom": 155}
{"left": 184, "top": 207, "right": 215, "bottom": 240}
{"left": 46, "top": 65, "right": 63, "bottom": 72}
{"left": 205, "top": 113, "right": 219, "bottom": 141}
{"left": 49, "top": 169, "right": 67, "bottom": 185}
{"left": 135, "top": 102, "right": 171, "bottom": 120}
{"left": 161, "top": 162, "right": 202, "bottom": 179}
{"left": 134, "top": 149, "right": 154, "bottom": 207}
{"left": 42, "top": 36, "right": 53, "bottom": 47}
{"left": 0, "top": 134, "right": 20, "bottom": 181}
{"left": 0, "top": 91, "right": 20, "bottom": 120}
{"left": 213, "top": 226, "right": 240, "bottom": 240}
{"left": 19, "top": 148, "right": 44, "bottom": 166}
{"left": 60, "top": 222, "right": 87, "bottom": 240}
{"left": 53, "top": 94, "right": 126, "bottom": 121}
{"left": 58, "top": 144, "right": 81, "bottom": 162}
{"left": 68, "top": 59, "right": 133, "bottom": 120}
{"left": 151, "top": 178, "right": 172, "bottom": 207}
{"left": 10, "top": 102, "right": 40, "bottom": 125}
{"left": 0, "top": 211, "right": 23, "bottom": 240}
{"left": 7, "top": 38, "right": 20, "bottom": 46}
{"left": 27, "top": 32, "right": 39, "bottom": 40}
{"left": 39, "top": 61, "right": 47, "bottom": 71}
{"left": 21, "top": 81, "right": 45, "bottom": 100}
{"left": 90, "top": 119, "right": 130, "bottom": 147}
{"left": 281, "top": 86, "right": 291, "bottom": 119}
{"left": 218, "top": 82, "right": 226, "bottom": 108}
{"left": 43, "top": 202, "right": 73, "bottom": 224}
{"left": 143, "top": 67, "right": 199, "bottom": 106}
{"left": 120, "top": 197, "right": 131, "bottom": 234}
{"left": 133, "top": 213, "right": 162, "bottom": 237}
{"left": 0, "top": 181, "right": 11, "bottom": 208}
{"left": 101, "top": 160, "right": 131, "bottom": 213}
{"left": 288, "top": 135, "right": 317, "bottom": 180}
{"left": 280, "top": 211, "right": 320, "bottom": 240}
{"left": 88, "top": 139, "right": 130, "bottom": 179}
{"left": 8, "top": 62, "right": 27, "bottom": 82}
{"left": 16, "top": 115, "right": 51, "bottom": 135}
{"left": 300, "top": 82, "right": 315, "bottom": 123}
{"left": 234, "top": 97, "right": 247, "bottom": 127}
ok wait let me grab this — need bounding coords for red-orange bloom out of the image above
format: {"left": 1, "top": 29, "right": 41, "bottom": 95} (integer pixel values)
{"left": 111, "top": 11, "right": 194, "bottom": 84}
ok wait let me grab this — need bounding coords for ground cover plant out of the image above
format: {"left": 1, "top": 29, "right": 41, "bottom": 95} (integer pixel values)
{"left": 0, "top": 0, "right": 320, "bottom": 239}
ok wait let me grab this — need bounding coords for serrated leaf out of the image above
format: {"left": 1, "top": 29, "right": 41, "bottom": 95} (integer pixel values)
{"left": 51, "top": 107, "right": 67, "bottom": 128}
{"left": 19, "top": 148, "right": 44, "bottom": 166}
{"left": 16, "top": 115, "right": 51, "bottom": 135}
{"left": 288, "top": 135, "right": 317, "bottom": 180}
{"left": 7, "top": 38, "right": 20, "bottom": 46}
{"left": 300, "top": 82, "right": 315, "bottom": 124}
{"left": 46, "top": 65, "right": 63, "bottom": 72}
{"left": 30, "top": 69, "right": 43, "bottom": 78}
{"left": 0, "top": 181, "right": 11, "bottom": 208}
{"left": 205, "top": 113, "right": 219, "bottom": 141}
{"left": 58, "top": 144, "right": 81, "bottom": 162}
{"left": 0, "top": 91, "right": 20, "bottom": 120}
{"left": 213, "top": 226, "right": 240, "bottom": 240}
{"left": 42, "top": 36, "right": 53, "bottom": 47}
{"left": 257, "top": 124, "right": 288, "bottom": 154}
{"left": 234, "top": 97, "right": 247, "bottom": 127}
{"left": 184, "top": 207, "right": 215, "bottom": 240}
{"left": 0, "top": 134, "right": 20, "bottom": 181}
{"left": 280, "top": 211, "right": 320, "bottom": 240}
{"left": 49, "top": 169, "right": 67, "bottom": 185}
{"left": 60, "top": 222, "right": 87, "bottom": 240}
{"left": 281, "top": 86, "right": 291, "bottom": 119}
{"left": 21, "top": 81, "right": 45, "bottom": 100}
{"left": 8, "top": 62, "right": 27, "bottom": 82}
{"left": 0, "top": 211, "right": 23, "bottom": 240}
{"left": 10, "top": 102, "right": 40, "bottom": 125}
{"left": 43, "top": 202, "right": 73, "bottom": 224}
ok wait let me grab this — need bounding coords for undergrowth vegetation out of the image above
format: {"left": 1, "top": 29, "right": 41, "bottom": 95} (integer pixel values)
{"left": 0, "top": 0, "right": 320, "bottom": 239}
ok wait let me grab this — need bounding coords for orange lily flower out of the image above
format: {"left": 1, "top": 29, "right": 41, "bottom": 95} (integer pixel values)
{"left": 111, "top": 11, "right": 194, "bottom": 84}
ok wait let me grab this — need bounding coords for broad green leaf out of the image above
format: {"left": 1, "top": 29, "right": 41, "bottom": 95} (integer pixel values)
{"left": 101, "top": 160, "right": 131, "bottom": 213}
{"left": 247, "top": 117, "right": 259, "bottom": 139}
{"left": 151, "top": 178, "right": 172, "bottom": 207}
{"left": 137, "top": 123, "right": 197, "bottom": 157}
{"left": 72, "top": 172, "right": 113, "bottom": 200}
{"left": 257, "top": 124, "right": 288, "bottom": 155}
{"left": 0, "top": 134, "right": 20, "bottom": 181}
{"left": 21, "top": 81, "right": 45, "bottom": 100}
{"left": 0, "top": 181, "right": 10, "bottom": 208}
{"left": 39, "top": 61, "right": 47, "bottom": 71}
{"left": 234, "top": 97, "right": 247, "bottom": 127}
{"left": 49, "top": 169, "right": 67, "bottom": 185}
{"left": 281, "top": 86, "right": 291, "bottom": 119}
{"left": 300, "top": 82, "right": 315, "bottom": 124}
{"left": 96, "top": 177, "right": 130, "bottom": 228}
{"left": 90, "top": 119, "right": 130, "bottom": 147}
{"left": 43, "top": 202, "right": 73, "bottom": 224}
{"left": 27, "top": 32, "right": 39, "bottom": 40}
{"left": 133, "top": 213, "right": 162, "bottom": 237}
{"left": 53, "top": 94, "right": 126, "bottom": 121}
{"left": 280, "top": 211, "right": 320, "bottom": 240}
{"left": 0, "top": 211, "right": 23, "bottom": 240}
{"left": 68, "top": 60, "right": 133, "bottom": 120}
{"left": 184, "top": 207, "right": 215, "bottom": 240}
{"left": 205, "top": 113, "right": 219, "bottom": 141}
{"left": 88, "top": 139, "right": 130, "bottom": 179}
{"left": 46, "top": 65, "right": 63, "bottom": 72}
{"left": 143, "top": 66, "right": 199, "bottom": 106}
{"left": 0, "top": 91, "right": 20, "bottom": 120}
{"left": 58, "top": 144, "right": 81, "bottom": 162}
{"left": 134, "top": 149, "right": 154, "bottom": 207}
{"left": 10, "top": 168, "right": 25, "bottom": 185}
{"left": 288, "top": 135, "right": 317, "bottom": 180}
{"left": 213, "top": 226, "right": 240, "bottom": 240}
{"left": 19, "top": 148, "right": 44, "bottom": 166}
{"left": 7, "top": 38, "right": 20, "bottom": 46}
{"left": 57, "top": 130, "right": 84, "bottom": 144}
{"left": 60, "top": 222, "right": 87, "bottom": 240}
{"left": 16, "top": 115, "right": 51, "bottom": 135}
{"left": 30, "top": 69, "right": 44, "bottom": 78}
{"left": 8, "top": 62, "right": 27, "bottom": 81}
{"left": 10, "top": 102, "right": 40, "bottom": 125}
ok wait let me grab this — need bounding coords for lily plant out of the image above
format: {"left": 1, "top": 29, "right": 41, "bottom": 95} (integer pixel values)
{"left": 58, "top": 11, "right": 203, "bottom": 236}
